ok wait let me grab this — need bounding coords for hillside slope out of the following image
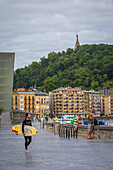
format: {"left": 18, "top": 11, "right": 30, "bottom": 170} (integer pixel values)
{"left": 14, "top": 44, "right": 113, "bottom": 92}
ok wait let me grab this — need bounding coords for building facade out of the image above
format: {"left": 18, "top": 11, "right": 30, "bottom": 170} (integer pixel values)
{"left": 84, "top": 90, "right": 101, "bottom": 116}
{"left": 35, "top": 91, "right": 49, "bottom": 118}
{"left": 51, "top": 87, "right": 88, "bottom": 118}
{"left": 99, "top": 88, "right": 113, "bottom": 116}
{"left": 84, "top": 91, "right": 93, "bottom": 115}
{"left": 12, "top": 89, "right": 49, "bottom": 118}
{"left": 0, "top": 53, "right": 15, "bottom": 112}
{"left": 12, "top": 91, "right": 35, "bottom": 113}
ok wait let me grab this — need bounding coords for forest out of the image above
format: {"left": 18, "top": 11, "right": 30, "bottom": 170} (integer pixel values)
{"left": 14, "top": 44, "right": 113, "bottom": 93}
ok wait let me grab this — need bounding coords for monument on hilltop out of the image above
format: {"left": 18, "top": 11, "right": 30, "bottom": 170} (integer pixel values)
{"left": 73, "top": 34, "right": 80, "bottom": 50}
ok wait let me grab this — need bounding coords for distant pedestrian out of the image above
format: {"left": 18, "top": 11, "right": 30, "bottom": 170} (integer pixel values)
{"left": 22, "top": 113, "right": 32, "bottom": 153}
{"left": 70, "top": 115, "right": 81, "bottom": 137}
{"left": 45, "top": 117, "right": 48, "bottom": 121}
{"left": 87, "top": 113, "right": 94, "bottom": 139}
{"left": 94, "top": 118, "right": 98, "bottom": 125}
{"left": 73, "top": 115, "right": 80, "bottom": 128}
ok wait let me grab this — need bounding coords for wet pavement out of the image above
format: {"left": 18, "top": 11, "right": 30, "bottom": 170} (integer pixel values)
{"left": 0, "top": 122, "right": 113, "bottom": 170}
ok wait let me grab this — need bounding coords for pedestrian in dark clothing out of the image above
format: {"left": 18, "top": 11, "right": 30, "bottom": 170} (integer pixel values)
{"left": 22, "top": 113, "right": 32, "bottom": 153}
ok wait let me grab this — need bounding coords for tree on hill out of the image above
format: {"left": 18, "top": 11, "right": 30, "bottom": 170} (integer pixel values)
{"left": 13, "top": 44, "right": 113, "bottom": 93}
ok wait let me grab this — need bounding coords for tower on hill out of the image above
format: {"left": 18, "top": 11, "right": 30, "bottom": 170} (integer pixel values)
{"left": 73, "top": 34, "right": 80, "bottom": 50}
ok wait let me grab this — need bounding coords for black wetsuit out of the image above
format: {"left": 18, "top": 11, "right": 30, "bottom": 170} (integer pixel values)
{"left": 22, "top": 119, "right": 32, "bottom": 149}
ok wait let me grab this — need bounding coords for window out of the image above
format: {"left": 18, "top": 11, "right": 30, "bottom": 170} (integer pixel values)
{"left": 69, "top": 111, "right": 73, "bottom": 113}
{"left": 20, "top": 96, "right": 23, "bottom": 99}
{"left": 20, "top": 105, "right": 23, "bottom": 108}
{"left": 75, "top": 98, "right": 78, "bottom": 100}
{"left": 80, "top": 111, "right": 84, "bottom": 113}
{"left": 64, "top": 111, "right": 68, "bottom": 113}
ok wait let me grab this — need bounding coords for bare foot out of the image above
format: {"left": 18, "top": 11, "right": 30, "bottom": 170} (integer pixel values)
{"left": 24, "top": 147, "right": 29, "bottom": 153}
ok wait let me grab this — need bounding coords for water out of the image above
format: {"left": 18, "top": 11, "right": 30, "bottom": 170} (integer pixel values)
{"left": 0, "top": 122, "right": 113, "bottom": 170}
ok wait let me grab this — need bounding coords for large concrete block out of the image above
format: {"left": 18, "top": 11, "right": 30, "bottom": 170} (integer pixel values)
{"left": 1, "top": 112, "right": 11, "bottom": 124}
{"left": 0, "top": 53, "right": 15, "bottom": 124}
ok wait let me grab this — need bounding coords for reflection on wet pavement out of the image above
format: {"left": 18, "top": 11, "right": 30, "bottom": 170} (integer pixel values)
{"left": 0, "top": 122, "right": 113, "bottom": 170}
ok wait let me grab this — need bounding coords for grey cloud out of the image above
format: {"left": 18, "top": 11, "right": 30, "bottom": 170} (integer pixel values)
{"left": 0, "top": 0, "right": 113, "bottom": 69}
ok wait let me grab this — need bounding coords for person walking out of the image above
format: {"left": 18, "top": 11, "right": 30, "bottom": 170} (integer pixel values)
{"left": 22, "top": 113, "right": 32, "bottom": 153}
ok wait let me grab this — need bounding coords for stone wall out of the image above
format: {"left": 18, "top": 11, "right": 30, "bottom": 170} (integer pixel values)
{"left": 46, "top": 122, "right": 113, "bottom": 141}
{"left": 10, "top": 110, "right": 35, "bottom": 124}
{"left": 77, "top": 125, "right": 113, "bottom": 141}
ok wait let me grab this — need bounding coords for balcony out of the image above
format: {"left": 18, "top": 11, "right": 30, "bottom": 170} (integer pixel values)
{"left": 64, "top": 98, "right": 68, "bottom": 100}
{"left": 64, "top": 101, "right": 68, "bottom": 103}
{"left": 64, "top": 108, "right": 68, "bottom": 110}
{"left": 69, "top": 108, "right": 73, "bottom": 110}
{"left": 75, "top": 98, "right": 79, "bottom": 100}
{"left": 64, "top": 104, "right": 68, "bottom": 107}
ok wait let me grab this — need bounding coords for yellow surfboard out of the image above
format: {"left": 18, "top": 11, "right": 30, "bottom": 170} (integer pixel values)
{"left": 12, "top": 125, "right": 37, "bottom": 136}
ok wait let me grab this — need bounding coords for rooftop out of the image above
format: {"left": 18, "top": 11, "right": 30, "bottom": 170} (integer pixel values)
{"left": 52, "top": 87, "right": 82, "bottom": 92}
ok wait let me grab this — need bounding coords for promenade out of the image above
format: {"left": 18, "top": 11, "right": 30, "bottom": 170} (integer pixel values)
{"left": 0, "top": 122, "right": 113, "bottom": 170}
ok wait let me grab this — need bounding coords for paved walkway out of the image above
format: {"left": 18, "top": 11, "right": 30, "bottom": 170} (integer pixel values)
{"left": 0, "top": 122, "right": 113, "bottom": 170}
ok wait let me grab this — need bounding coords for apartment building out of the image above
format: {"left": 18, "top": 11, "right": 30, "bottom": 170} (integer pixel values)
{"left": 92, "top": 93, "right": 101, "bottom": 116}
{"left": 84, "top": 91, "right": 93, "bottom": 114}
{"left": 35, "top": 91, "right": 49, "bottom": 118}
{"left": 12, "top": 91, "right": 35, "bottom": 113}
{"left": 84, "top": 90, "right": 101, "bottom": 116}
{"left": 99, "top": 88, "right": 113, "bottom": 115}
{"left": 12, "top": 89, "right": 49, "bottom": 118}
{"left": 51, "top": 87, "right": 87, "bottom": 118}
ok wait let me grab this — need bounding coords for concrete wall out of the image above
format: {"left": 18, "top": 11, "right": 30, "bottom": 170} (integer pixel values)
{"left": 10, "top": 110, "right": 35, "bottom": 124}
{"left": 77, "top": 125, "right": 113, "bottom": 141}
{"left": 46, "top": 122, "right": 113, "bottom": 141}
{"left": 0, "top": 53, "right": 15, "bottom": 124}
{"left": 46, "top": 122, "right": 60, "bottom": 134}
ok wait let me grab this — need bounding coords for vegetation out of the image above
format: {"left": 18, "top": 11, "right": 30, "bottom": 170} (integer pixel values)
{"left": 0, "top": 106, "right": 4, "bottom": 115}
{"left": 14, "top": 44, "right": 113, "bottom": 93}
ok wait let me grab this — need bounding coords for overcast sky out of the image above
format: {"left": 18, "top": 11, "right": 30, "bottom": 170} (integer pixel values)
{"left": 0, "top": 0, "right": 113, "bottom": 69}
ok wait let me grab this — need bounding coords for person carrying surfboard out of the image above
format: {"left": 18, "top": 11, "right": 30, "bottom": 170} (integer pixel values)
{"left": 22, "top": 113, "right": 32, "bottom": 153}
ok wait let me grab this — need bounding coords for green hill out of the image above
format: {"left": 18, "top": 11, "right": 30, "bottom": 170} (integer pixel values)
{"left": 14, "top": 44, "right": 113, "bottom": 92}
